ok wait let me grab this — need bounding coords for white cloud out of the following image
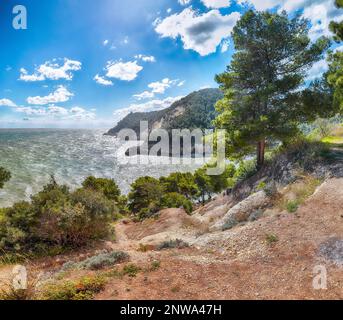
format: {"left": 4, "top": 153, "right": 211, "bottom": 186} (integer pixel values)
{"left": 237, "top": 0, "right": 280, "bottom": 11}
{"left": 155, "top": 8, "right": 240, "bottom": 56}
{"left": 15, "top": 107, "right": 47, "bottom": 116}
{"left": 307, "top": 59, "right": 328, "bottom": 81}
{"left": 113, "top": 96, "right": 184, "bottom": 123}
{"left": 201, "top": 0, "right": 231, "bottom": 9}
{"left": 19, "top": 58, "right": 81, "bottom": 82}
{"left": 0, "top": 98, "right": 17, "bottom": 107}
{"left": 178, "top": 0, "right": 192, "bottom": 5}
{"left": 133, "top": 78, "right": 183, "bottom": 100}
{"left": 94, "top": 74, "right": 114, "bottom": 86}
{"left": 27, "top": 86, "right": 74, "bottom": 105}
{"left": 47, "top": 105, "right": 69, "bottom": 116}
{"left": 148, "top": 78, "right": 179, "bottom": 94}
{"left": 133, "top": 91, "right": 155, "bottom": 100}
{"left": 14, "top": 104, "right": 96, "bottom": 121}
{"left": 134, "top": 54, "right": 156, "bottom": 62}
{"left": 103, "top": 40, "right": 109, "bottom": 46}
{"left": 69, "top": 107, "right": 96, "bottom": 120}
{"left": 240, "top": 0, "right": 343, "bottom": 41}
{"left": 221, "top": 40, "right": 229, "bottom": 52}
{"left": 105, "top": 60, "right": 143, "bottom": 81}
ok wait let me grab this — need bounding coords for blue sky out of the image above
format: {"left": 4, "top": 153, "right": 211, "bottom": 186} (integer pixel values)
{"left": 0, "top": 0, "right": 342, "bottom": 128}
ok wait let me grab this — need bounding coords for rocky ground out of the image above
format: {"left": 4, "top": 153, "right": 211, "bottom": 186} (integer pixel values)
{"left": 96, "top": 177, "right": 343, "bottom": 300}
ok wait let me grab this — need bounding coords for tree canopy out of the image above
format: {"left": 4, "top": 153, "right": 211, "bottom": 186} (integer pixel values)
{"left": 82, "top": 176, "right": 121, "bottom": 202}
{"left": 215, "top": 10, "right": 331, "bottom": 167}
{"left": 327, "top": 0, "right": 343, "bottom": 112}
{"left": 0, "top": 167, "right": 11, "bottom": 189}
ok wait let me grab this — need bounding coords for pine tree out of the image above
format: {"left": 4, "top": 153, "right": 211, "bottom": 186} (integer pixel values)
{"left": 327, "top": 0, "right": 343, "bottom": 111}
{"left": 330, "top": 0, "right": 343, "bottom": 42}
{"left": 215, "top": 10, "right": 330, "bottom": 167}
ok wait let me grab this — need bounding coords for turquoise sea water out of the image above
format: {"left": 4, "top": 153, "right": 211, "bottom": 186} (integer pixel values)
{"left": 0, "top": 129, "right": 199, "bottom": 207}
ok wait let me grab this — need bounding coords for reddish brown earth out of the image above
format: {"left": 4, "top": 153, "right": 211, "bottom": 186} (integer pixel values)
{"left": 96, "top": 178, "right": 343, "bottom": 300}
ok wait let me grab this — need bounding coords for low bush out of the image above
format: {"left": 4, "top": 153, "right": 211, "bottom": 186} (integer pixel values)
{"left": 157, "top": 239, "right": 189, "bottom": 250}
{"left": 234, "top": 160, "right": 258, "bottom": 183}
{"left": 39, "top": 275, "right": 106, "bottom": 300}
{"left": 81, "top": 176, "right": 121, "bottom": 202}
{"left": 265, "top": 234, "right": 279, "bottom": 245}
{"left": 286, "top": 200, "right": 299, "bottom": 213}
{"left": 121, "top": 264, "right": 141, "bottom": 277}
{"left": 0, "top": 177, "right": 119, "bottom": 256}
{"left": 60, "top": 250, "right": 129, "bottom": 272}
{"left": 150, "top": 260, "right": 161, "bottom": 271}
{"left": 160, "top": 192, "right": 193, "bottom": 214}
{"left": 78, "top": 251, "right": 129, "bottom": 270}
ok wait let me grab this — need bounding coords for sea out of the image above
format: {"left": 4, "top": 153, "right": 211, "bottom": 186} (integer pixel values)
{"left": 0, "top": 129, "right": 202, "bottom": 208}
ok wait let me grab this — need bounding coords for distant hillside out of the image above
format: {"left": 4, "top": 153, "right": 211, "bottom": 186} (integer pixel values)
{"left": 106, "top": 88, "right": 223, "bottom": 137}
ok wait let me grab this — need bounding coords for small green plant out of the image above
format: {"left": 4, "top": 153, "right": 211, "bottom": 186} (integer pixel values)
{"left": 256, "top": 181, "right": 267, "bottom": 191}
{"left": 150, "top": 260, "right": 161, "bottom": 271}
{"left": 171, "top": 286, "right": 181, "bottom": 293}
{"left": 286, "top": 200, "right": 299, "bottom": 213}
{"left": 121, "top": 264, "right": 141, "bottom": 278}
{"left": 265, "top": 234, "right": 279, "bottom": 245}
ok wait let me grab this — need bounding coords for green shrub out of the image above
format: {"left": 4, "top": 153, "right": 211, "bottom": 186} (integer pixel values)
{"left": 82, "top": 176, "right": 121, "bottom": 201}
{"left": 207, "top": 163, "right": 236, "bottom": 193}
{"left": 77, "top": 251, "right": 129, "bottom": 270}
{"left": 160, "top": 192, "right": 193, "bottom": 214}
{"left": 40, "top": 275, "right": 106, "bottom": 300}
{"left": 256, "top": 181, "right": 267, "bottom": 191}
{"left": 286, "top": 200, "right": 299, "bottom": 213}
{"left": 265, "top": 234, "right": 279, "bottom": 245}
{"left": 128, "top": 177, "right": 164, "bottom": 215}
{"left": 160, "top": 172, "right": 199, "bottom": 200}
{"left": 234, "top": 160, "right": 258, "bottom": 183}
{"left": 0, "top": 178, "right": 118, "bottom": 255}
{"left": 121, "top": 264, "right": 141, "bottom": 277}
{"left": 157, "top": 239, "right": 189, "bottom": 250}
{"left": 150, "top": 260, "right": 161, "bottom": 271}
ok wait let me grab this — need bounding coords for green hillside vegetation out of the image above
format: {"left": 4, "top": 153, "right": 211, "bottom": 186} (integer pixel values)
{"left": 106, "top": 88, "right": 223, "bottom": 137}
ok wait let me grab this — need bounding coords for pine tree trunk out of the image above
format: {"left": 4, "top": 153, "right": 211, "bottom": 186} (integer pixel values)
{"left": 257, "top": 139, "right": 266, "bottom": 168}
